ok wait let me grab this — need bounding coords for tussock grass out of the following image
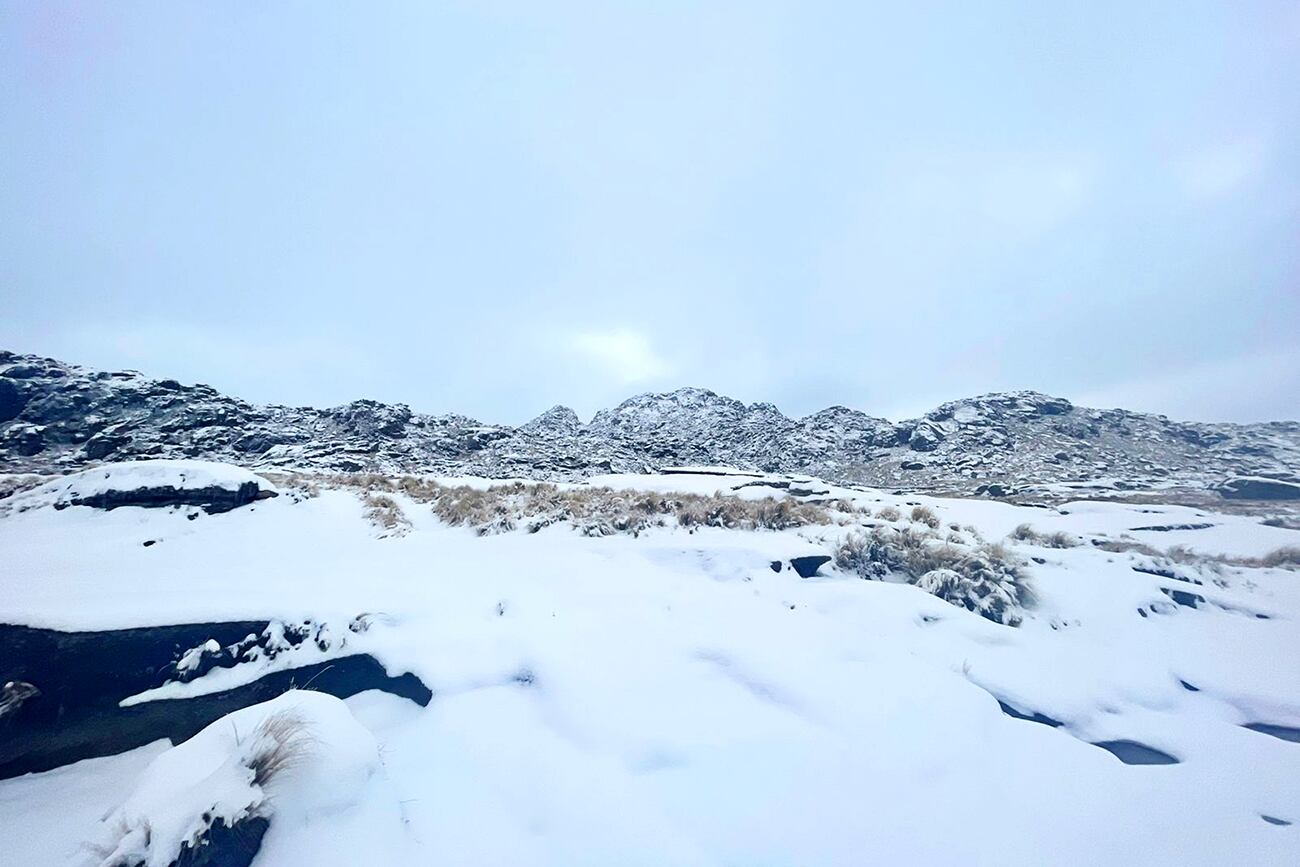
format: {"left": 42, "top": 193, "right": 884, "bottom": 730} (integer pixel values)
{"left": 1257, "top": 546, "right": 1300, "bottom": 569}
{"left": 1095, "top": 538, "right": 1300, "bottom": 572}
{"left": 359, "top": 491, "right": 411, "bottom": 536}
{"left": 284, "top": 473, "right": 837, "bottom": 537}
{"left": 1009, "top": 523, "right": 1081, "bottom": 548}
{"left": 910, "top": 505, "right": 941, "bottom": 529}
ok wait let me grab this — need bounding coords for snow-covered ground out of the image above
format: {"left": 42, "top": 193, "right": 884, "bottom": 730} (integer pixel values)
{"left": 1, "top": 464, "right": 1298, "bottom": 865}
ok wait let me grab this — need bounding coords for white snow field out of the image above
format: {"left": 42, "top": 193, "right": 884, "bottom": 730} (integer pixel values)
{"left": 1, "top": 462, "right": 1298, "bottom": 865}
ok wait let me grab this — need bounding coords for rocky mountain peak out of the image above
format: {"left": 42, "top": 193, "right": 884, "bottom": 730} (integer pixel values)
{"left": 2, "top": 351, "right": 1297, "bottom": 500}
{"left": 519, "top": 405, "right": 582, "bottom": 438}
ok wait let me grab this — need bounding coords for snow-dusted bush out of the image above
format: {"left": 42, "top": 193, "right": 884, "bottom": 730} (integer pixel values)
{"left": 915, "top": 563, "right": 1025, "bottom": 626}
{"left": 875, "top": 505, "right": 901, "bottom": 521}
{"left": 834, "top": 526, "right": 1031, "bottom": 626}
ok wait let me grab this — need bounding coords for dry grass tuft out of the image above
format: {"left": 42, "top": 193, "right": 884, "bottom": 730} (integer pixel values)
{"left": 246, "top": 709, "right": 316, "bottom": 789}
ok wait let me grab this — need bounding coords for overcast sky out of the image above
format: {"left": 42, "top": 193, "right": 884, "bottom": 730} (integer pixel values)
{"left": 3, "top": 2, "right": 1298, "bottom": 425}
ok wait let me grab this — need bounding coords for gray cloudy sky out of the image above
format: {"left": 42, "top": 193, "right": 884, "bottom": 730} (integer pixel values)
{"left": 2, "top": 2, "right": 1298, "bottom": 425}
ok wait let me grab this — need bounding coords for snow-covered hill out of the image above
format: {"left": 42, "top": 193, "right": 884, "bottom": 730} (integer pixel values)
{"left": 1, "top": 461, "right": 1297, "bottom": 865}
{"left": 3, "top": 350, "right": 1299, "bottom": 499}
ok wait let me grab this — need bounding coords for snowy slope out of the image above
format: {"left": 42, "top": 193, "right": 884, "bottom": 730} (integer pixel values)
{"left": 1, "top": 466, "right": 1298, "bottom": 865}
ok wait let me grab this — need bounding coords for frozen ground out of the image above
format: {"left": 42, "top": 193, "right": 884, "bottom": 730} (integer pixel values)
{"left": 1, "top": 464, "right": 1297, "bottom": 865}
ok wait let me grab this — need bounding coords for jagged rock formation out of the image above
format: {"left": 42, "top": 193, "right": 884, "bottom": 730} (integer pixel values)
{"left": 2, "top": 350, "right": 1298, "bottom": 498}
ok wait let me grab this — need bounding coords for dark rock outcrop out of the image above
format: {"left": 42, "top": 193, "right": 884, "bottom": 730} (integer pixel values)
{"left": 170, "top": 815, "right": 271, "bottom": 867}
{"left": 58, "top": 480, "right": 277, "bottom": 514}
{"left": 0, "top": 621, "right": 431, "bottom": 779}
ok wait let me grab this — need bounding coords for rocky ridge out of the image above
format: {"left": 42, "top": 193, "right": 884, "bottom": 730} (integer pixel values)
{"left": 2, "top": 350, "right": 1298, "bottom": 498}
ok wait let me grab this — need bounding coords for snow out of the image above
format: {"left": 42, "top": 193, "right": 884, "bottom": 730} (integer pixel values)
{"left": 1, "top": 463, "right": 1298, "bottom": 865}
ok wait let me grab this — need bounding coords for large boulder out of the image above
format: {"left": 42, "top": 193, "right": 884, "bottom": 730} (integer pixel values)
{"left": 0, "top": 378, "right": 26, "bottom": 422}
{"left": 84, "top": 432, "right": 130, "bottom": 460}
{"left": 2, "top": 422, "right": 44, "bottom": 456}
{"left": 908, "top": 421, "right": 946, "bottom": 452}
{"left": 1214, "top": 477, "right": 1300, "bottom": 500}
{"left": 12, "top": 459, "right": 280, "bottom": 514}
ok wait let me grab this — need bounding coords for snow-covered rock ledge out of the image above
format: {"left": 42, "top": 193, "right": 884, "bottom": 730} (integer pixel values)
{"left": 7, "top": 460, "right": 278, "bottom": 515}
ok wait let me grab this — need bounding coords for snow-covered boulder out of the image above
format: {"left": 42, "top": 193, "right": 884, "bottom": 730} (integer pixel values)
{"left": 86, "top": 690, "right": 409, "bottom": 867}
{"left": 11, "top": 460, "right": 278, "bottom": 514}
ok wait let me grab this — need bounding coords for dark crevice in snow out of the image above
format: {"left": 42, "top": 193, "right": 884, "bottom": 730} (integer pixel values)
{"left": 1127, "top": 523, "right": 1216, "bottom": 532}
{"left": 996, "top": 699, "right": 1065, "bottom": 728}
{"left": 1160, "top": 587, "right": 1207, "bottom": 609}
{"left": 1132, "top": 565, "right": 1202, "bottom": 585}
{"left": 1090, "top": 740, "right": 1180, "bottom": 765}
{"left": 1242, "top": 722, "right": 1300, "bottom": 743}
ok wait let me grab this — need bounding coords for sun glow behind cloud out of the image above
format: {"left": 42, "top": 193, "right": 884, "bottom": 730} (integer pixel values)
{"left": 569, "top": 329, "right": 672, "bottom": 385}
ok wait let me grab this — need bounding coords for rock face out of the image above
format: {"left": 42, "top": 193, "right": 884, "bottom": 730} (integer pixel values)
{"left": 2, "top": 350, "right": 1299, "bottom": 498}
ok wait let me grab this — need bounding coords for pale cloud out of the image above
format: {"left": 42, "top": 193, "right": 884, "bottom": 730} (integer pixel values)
{"left": 1175, "top": 134, "right": 1269, "bottom": 198}
{"left": 974, "top": 156, "right": 1098, "bottom": 239}
{"left": 569, "top": 329, "right": 672, "bottom": 385}
{"left": 1074, "top": 346, "right": 1300, "bottom": 423}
